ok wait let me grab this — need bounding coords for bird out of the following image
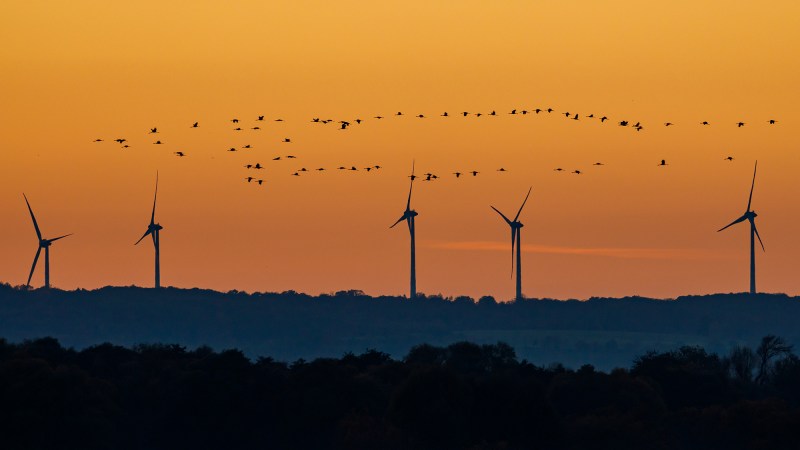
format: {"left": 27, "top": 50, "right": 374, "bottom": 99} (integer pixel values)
{"left": 272, "top": 156, "right": 281, "bottom": 160}
{"left": 587, "top": 114, "right": 594, "bottom": 118}
{"left": 374, "top": 116, "right": 384, "bottom": 119}
{"left": 149, "top": 128, "right": 158, "bottom": 134}
{"left": 600, "top": 116, "right": 608, "bottom": 122}
{"left": 153, "top": 141, "right": 163, "bottom": 145}
{"left": 453, "top": 172, "right": 462, "bottom": 178}
{"left": 572, "top": 170, "right": 582, "bottom": 175}
{"left": 252, "top": 126, "right": 261, "bottom": 130}
{"left": 546, "top": 108, "right": 554, "bottom": 113}
{"left": 299, "top": 168, "right": 308, "bottom": 172}
{"left": 635, "top": 125, "right": 643, "bottom": 131}
{"left": 396, "top": 112, "right": 403, "bottom": 116}
{"left": 497, "top": 168, "right": 507, "bottom": 172}
{"left": 254, "top": 163, "right": 263, "bottom": 169}
{"left": 340, "top": 122, "right": 349, "bottom": 130}
{"left": 702, "top": 121, "right": 710, "bottom": 125}
{"left": 768, "top": 119, "right": 777, "bottom": 125}
{"left": 228, "top": 147, "right": 237, "bottom": 152}
{"left": 534, "top": 109, "right": 542, "bottom": 114}
{"left": 476, "top": 113, "right": 483, "bottom": 117}
{"left": 416, "top": 114, "right": 424, "bottom": 118}
{"left": 311, "top": 118, "right": 320, "bottom": 122}
{"left": 122, "top": 145, "right": 130, "bottom": 149}
{"left": 257, "top": 115, "right": 265, "bottom": 121}
{"left": 274, "top": 118, "right": 283, "bottom": 122}
{"left": 191, "top": 122, "right": 198, "bottom": 128}
{"left": 231, "top": 119, "right": 239, "bottom": 123}
{"left": 462, "top": 112, "right": 469, "bottom": 117}
{"left": 233, "top": 127, "right": 242, "bottom": 131}
{"left": 114, "top": 138, "right": 126, "bottom": 144}
{"left": 286, "top": 155, "right": 296, "bottom": 159}
{"left": 593, "top": 162, "right": 604, "bottom": 166}
{"left": 470, "top": 171, "right": 479, "bottom": 176}
{"left": 619, "top": 121, "right": 628, "bottom": 126}
{"left": 490, "top": 110, "right": 497, "bottom": 116}
{"left": 282, "top": 138, "right": 291, "bottom": 143}
{"left": 245, "top": 176, "right": 254, "bottom": 183}
{"left": 521, "top": 110, "right": 528, "bottom": 115}
{"left": 664, "top": 122, "right": 673, "bottom": 127}
{"left": 316, "top": 168, "right": 325, "bottom": 171}
{"left": 409, "top": 173, "right": 417, "bottom": 180}
{"left": 365, "top": 167, "right": 373, "bottom": 172}
{"left": 737, "top": 122, "right": 745, "bottom": 127}
{"left": 244, "top": 164, "right": 253, "bottom": 169}
{"left": 573, "top": 114, "right": 579, "bottom": 120}
{"left": 93, "top": 138, "right": 104, "bottom": 142}
{"left": 350, "top": 166, "right": 358, "bottom": 171}
{"left": 563, "top": 112, "right": 570, "bottom": 117}
{"left": 510, "top": 109, "right": 517, "bottom": 115}
{"left": 374, "top": 165, "right": 382, "bottom": 169}
{"left": 174, "top": 152, "right": 185, "bottom": 157}
{"left": 658, "top": 159, "right": 668, "bottom": 166}
{"left": 338, "top": 166, "right": 347, "bottom": 170}
{"left": 554, "top": 168, "right": 564, "bottom": 172}
{"left": 724, "top": 156, "right": 735, "bottom": 162}
{"left": 292, "top": 172, "right": 300, "bottom": 176}
{"left": 242, "top": 144, "right": 252, "bottom": 149}
{"left": 257, "top": 179, "right": 264, "bottom": 185}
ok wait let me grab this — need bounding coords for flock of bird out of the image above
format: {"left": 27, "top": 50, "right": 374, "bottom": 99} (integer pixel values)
{"left": 91, "top": 108, "right": 780, "bottom": 186}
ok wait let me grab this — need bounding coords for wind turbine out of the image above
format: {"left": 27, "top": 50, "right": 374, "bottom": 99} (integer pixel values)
{"left": 718, "top": 161, "right": 764, "bottom": 294}
{"left": 136, "top": 174, "right": 164, "bottom": 288}
{"left": 491, "top": 187, "right": 532, "bottom": 301}
{"left": 391, "top": 162, "right": 418, "bottom": 299}
{"left": 23, "top": 194, "right": 72, "bottom": 288}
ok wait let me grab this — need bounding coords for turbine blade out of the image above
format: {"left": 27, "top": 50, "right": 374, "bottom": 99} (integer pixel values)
{"left": 491, "top": 206, "right": 513, "bottom": 226}
{"left": 27, "top": 246, "right": 42, "bottom": 286}
{"left": 390, "top": 215, "right": 407, "bottom": 229}
{"left": 23, "top": 194, "right": 42, "bottom": 240}
{"left": 151, "top": 172, "right": 158, "bottom": 226}
{"left": 135, "top": 229, "right": 152, "bottom": 245}
{"left": 406, "top": 217, "right": 412, "bottom": 234}
{"left": 752, "top": 219, "right": 765, "bottom": 251}
{"left": 49, "top": 233, "right": 72, "bottom": 242}
{"left": 747, "top": 161, "right": 757, "bottom": 212}
{"left": 513, "top": 187, "right": 533, "bottom": 222}
{"left": 510, "top": 228, "right": 516, "bottom": 278}
{"left": 406, "top": 179, "right": 414, "bottom": 211}
{"left": 718, "top": 214, "right": 748, "bottom": 232}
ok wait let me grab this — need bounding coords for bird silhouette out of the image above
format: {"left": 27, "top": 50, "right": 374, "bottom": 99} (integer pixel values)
{"left": 252, "top": 126, "right": 260, "bottom": 130}
{"left": 546, "top": 108, "right": 554, "bottom": 113}
{"left": 192, "top": 122, "right": 198, "bottom": 128}
{"left": 470, "top": 171, "right": 479, "bottom": 176}
{"left": 355, "top": 119, "right": 362, "bottom": 124}
{"left": 245, "top": 176, "right": 254, "bottom": 183}
{"left": 374, "top": 116, "right": 383, "bottom": 119}
{"left": 658, "top": 159, "right": 668, "bottom": 166}
{"left": 153, "top": 141, "right": 163, "bottom": 145}
{"left": 593, "top": 162, "right": 604, "bottom": 166}
{"left": 702, "top": 121, "right": 710, "bottom": 125}
{"left": 490, "top": 110, "right": 497, "bottom": 116}
{"left": 510, "top": 109, "right": 517, "bottom": 115}
{"left": 534, "top": 109, "right": 542, "bottom": 114}
{"left": 282, "top": 138, "right": 291, "bottom": 143}
{"left": 242, "top": 144, "right": 252, "bottom": 149}
{"left": 244, "top": 164, "right": 253, "bottom": 169}
{"left": 274, "top": 118, "right": 283, "bottom": 122}
{"left": 497, "top": 168, "right": 507, "bottom": 172}
{"left": 769, "top": 119, "right": 777, "bottom": 125}
{"left": 93, "top": 138, "right": 103, "bottom": 142}
{"left": 564, "top": 112, "right": 570, "bottom": 117}
{"left": 257, "top": 179, "right": 264, "bottom": 185}
{"left": 572, "top": 170, "right": 582, "bottom": 175}
{"left": 396, "top": 112, "right": 403, "bottom": 116}
{"left": 737, "top": 122, "right": 745, "bottom": 127}
{"left": 554, "top": 168, "right": 564, "bottom": 172}
{"left": 254, "top": 163, "right": 263, "bottom": 169}
{"left": 619, "top": 121, "right": 628, "bottom": 126}
{"left": 257, "top": 115, "right": 265, "bottom": 121}
{"left": 272, "top": 156, "right": 281, "bottom": 160}
{"left": 231, "top": 119, "right": 239, "bottom": 123}
{"left": 416, "top": 114, "right": 424, "bottom": 118}
{"left": 174, "top": 152, "right": 185, "bottom": 157}
{"left": 114, "top": 139, "right": 126, "bottom": 144}
{"left": 573, "top": 114, "right": 579, "bottom": 120}
{"left": 149, "top": 128, "right": 158, "bottom": 134}
{"left": 600, "top": 116, "right": 608, "bottom": 122}
{"left": 664, "top": 122, "right": 673, "bottom": 127}
{"left": 453, "top": 172, "right": 462, "bottom": 178}
{"left": 233, "top": 127, "right": 242, "bottom": 131}
{"left": 286, "top": 155, "right": 296, "bottom": 159}
{"left": 317, "top": 168, "right": 325, "bottom": 171}
{"left": 292, "top": 172, "right": 299, "bottom": 176}
{"left": 228, "top": 147, "right": 237, "bottom": 152}
{"left": 724, "top": 156, "right": 735, "bottom": 162}
{"left": 462, "top": 112, "right": 469, "bottom": 117}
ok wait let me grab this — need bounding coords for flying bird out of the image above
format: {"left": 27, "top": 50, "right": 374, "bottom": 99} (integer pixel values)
{"left": 725, "top": 156, "right": 735, "bottom": 162}
{"left": 658, "top": 159, "right": 668, "bottom": 166}
{"left": 149, "top": 128, "right": 158, "bottom": 134}
{"left": 470, "top": 171, "right": 479, "bottom": 176}
{"left": 191, "top": 122, "right": 198, "bottom": 128}
{"left": 93, "top": 138, "right": 103, "bottom": 142}
{"left": 282, "top": 138, "right": 291, "bottom": 143}
{"left": 453, "top": 172, "right": 462, "bottom": 178}
{"left": 257, "top": 116, "right": 265, "bottom": 121}
{"left": 153, "top": 141, "right": 163, "bottom": 145}
{"left": 737, "top": 122, "right": 745, "bottom": 127}
{"left": 174, "top": 152, "right": 185, "bottom": 157}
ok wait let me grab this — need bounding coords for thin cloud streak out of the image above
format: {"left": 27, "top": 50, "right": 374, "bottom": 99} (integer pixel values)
{"left": 426, "top": 241, "right": 724, "bottom": 260}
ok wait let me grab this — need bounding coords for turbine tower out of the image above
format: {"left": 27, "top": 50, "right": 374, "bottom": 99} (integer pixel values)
{"left": 718, "top": 161, "right": 764, "bottom": 294}
{"left": 391, "top": 162, "right": 418, "bottom": 299}
{"left": 491, "top": 187, "right": 532, "bottom": 301}
{"left": 136, "top": 174, "right": 164, "bottom": 288}
{"left": 23, "top": 194, "right": 72, "bottom": 288}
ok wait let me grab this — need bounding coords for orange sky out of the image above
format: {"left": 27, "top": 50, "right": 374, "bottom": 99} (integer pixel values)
{"left": 2, "top": 1, "right": 800, "bottom": 300}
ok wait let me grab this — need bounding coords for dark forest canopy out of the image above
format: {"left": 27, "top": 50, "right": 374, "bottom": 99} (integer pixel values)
{"left": 2, "top": 337, "right": 800, "bottom": 450}
{"left": 1, "top": 283, "right": 799, "bottom": 370}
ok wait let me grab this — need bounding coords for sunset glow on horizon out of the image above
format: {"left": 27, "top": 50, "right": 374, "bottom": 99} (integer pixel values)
{"left": 2, "top": 1, "right": 800, "bottom": 300}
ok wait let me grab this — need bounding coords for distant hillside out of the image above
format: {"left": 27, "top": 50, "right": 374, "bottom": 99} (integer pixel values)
{"left": 1, "top": 284, "right": 797, "bottom": 370}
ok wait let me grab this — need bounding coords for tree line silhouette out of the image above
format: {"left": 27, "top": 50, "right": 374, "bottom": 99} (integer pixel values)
{"left": 3, "top": 283, "right": 800, "bottom": 371}
{"left": 1, "top": 336, "right": 800, "bottom": 449}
